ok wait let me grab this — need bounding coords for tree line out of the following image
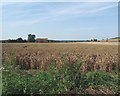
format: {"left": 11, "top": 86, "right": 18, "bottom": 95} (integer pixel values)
{"left": 1, "top": 34, "right": 98, "bottom": 43}
{"left": 1, "top": 34, "right": 36, "bottom": 43}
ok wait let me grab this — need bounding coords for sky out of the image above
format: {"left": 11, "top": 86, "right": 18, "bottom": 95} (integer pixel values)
{"left": 1, "top": 2, "right": 118, "bottom": 40}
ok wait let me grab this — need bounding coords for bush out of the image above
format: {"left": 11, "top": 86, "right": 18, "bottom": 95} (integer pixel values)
{"left": 86, "top": 71, "right": 118, "bottom": 92}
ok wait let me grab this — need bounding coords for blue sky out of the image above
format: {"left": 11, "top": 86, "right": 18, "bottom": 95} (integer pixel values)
{"left": 2, "top": 2, "right": 118, "bottom": 40}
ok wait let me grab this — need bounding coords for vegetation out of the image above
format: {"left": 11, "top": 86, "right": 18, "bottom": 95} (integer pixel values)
{"left": 16, "top": 38, "right": 24, "bottom": 42}
{"left": 28, "top": 34, "right": 36, "bottom": 42}
{"left": 1, "top": 34, "right": 119, "bottom": 43}
{"left": 2, "top": 43, "right": 119, "bottom": 95}
{"left": 2, "top": 59, "right": 118, "bottom": 95}
{"left": 1, "top": 39, "right": 27, "bottom": 43}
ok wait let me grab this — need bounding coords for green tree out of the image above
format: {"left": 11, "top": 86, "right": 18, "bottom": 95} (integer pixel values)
{"left": 28, "top": 34, "right": 36, "bottom": 42}
{"left": 16, "top": 38, "right": 23, "bottom": 42}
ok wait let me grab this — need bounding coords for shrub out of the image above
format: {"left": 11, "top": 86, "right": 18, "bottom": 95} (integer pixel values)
{"left": 2, "top": 59, "right": 118, "bottom": 95}
{"left": 86, "top": 71, "right": 118, "bottom": 92}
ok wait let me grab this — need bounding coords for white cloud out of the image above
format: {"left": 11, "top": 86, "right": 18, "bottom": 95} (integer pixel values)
{"left": 3, "top": 2, "right": 118, "bottom": 27}
{"left": 49, "top": 2, "right": 117, "bottom": 18}
{"left": 90, "top": 4, "right": 118, "bottom": 13}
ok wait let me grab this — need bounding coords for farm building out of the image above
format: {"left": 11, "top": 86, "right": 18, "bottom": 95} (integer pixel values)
{"left": 36, "top": 38, "right": 48, "bottom": 43}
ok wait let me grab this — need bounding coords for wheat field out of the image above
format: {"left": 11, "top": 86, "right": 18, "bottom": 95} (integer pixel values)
{"left": 2, "top": 43, "right": 118, "bottom": 72}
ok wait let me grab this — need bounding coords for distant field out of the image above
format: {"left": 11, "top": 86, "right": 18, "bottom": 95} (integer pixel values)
{"left": 76, "top": 42, "right": 119, "bottom": 45}
{"left": 100, "top": 38, "right": 120, "bottom": 42}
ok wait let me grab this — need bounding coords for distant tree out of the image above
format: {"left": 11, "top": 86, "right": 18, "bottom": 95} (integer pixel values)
{"left": 7, "top": 39, "right": 17, "bottom": 43}
{"left": 28, "top": 34, "right": 36, "bottom": 42}
{"left": 91, "top": 39, "right": 93, "bottom": 42}
{"left": 94, "top": 39, "right": 97, "bottom": 42}
{"left": 91, "top": 39, "right": 97, "bottom": 42}
{"left": 23, "top": 39, "right": 27, "bottom": 42}
{"left": 16, "top": 38, "right": 23, "bottom": 42}
{"left": 106, "top": 38, "right": 108, "bottom": 42}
